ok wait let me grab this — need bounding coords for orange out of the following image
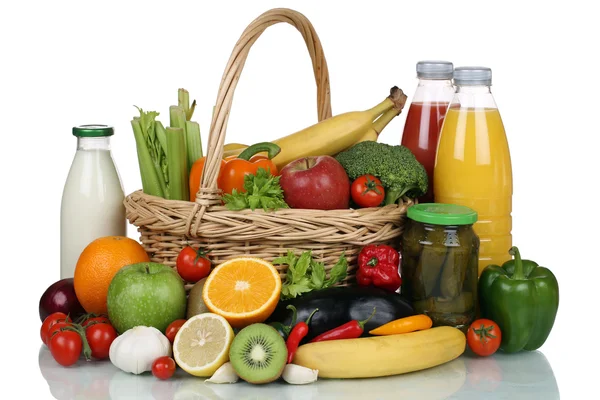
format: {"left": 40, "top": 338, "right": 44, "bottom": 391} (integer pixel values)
{"left": 74, "top": 236, "right": 150, "bottom": 314}
{"left": 202, "top": 257, "right": 281, "bottom": 328}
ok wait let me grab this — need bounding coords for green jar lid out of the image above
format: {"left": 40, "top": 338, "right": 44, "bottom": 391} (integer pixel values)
{"left": 407, "top": 203, "right": 478, "bottom": 225}
{"left": 73, "top": 124, "right": 114, "bottom": 137}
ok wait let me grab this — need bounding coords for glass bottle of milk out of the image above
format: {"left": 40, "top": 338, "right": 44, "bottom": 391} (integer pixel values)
{"left": 60, "top": 125, "right": 126, "bottom": 278}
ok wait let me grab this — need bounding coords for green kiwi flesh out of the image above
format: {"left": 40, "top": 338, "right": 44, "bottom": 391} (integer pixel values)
{"left": 229, "top": 323, "right": 288, "bottom": 384}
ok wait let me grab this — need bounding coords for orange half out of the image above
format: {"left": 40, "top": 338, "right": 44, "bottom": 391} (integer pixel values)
{"left": 202, "top": 257, "right": 282, "bottom": 328}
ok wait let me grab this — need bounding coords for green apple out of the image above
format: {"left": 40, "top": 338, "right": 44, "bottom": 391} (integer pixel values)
{"left": 107, "top": 262, "right": 186, "bottom": 334}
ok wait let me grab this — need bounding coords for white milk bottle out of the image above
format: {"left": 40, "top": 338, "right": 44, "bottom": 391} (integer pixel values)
{"left": 60, "top": 125, "right": 126, "bottom": 278}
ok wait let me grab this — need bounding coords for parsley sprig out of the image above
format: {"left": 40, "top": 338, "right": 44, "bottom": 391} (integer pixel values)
{"left": 222, "top": 168, "right": 288, "bottom": 211}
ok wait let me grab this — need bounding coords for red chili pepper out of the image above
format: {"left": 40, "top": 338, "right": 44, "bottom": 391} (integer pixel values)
{"left": 356, "top": 244, "right": 402, "bottom": 292}
{"left": 286, "top": 308, "right": 319, "bottom": 364}
{"left": 309, "top": 307, "right": 377, "bottom": 343}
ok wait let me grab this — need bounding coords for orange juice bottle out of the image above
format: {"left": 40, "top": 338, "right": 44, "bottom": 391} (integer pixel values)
{"left": 434, "top": 67, "right": 512, "bottom": 274}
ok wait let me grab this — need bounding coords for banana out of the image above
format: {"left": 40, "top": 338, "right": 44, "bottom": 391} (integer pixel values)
{"left": 292, "top": 326, "right": 466, "bottom": 379}
{"left": 355, "top": 105, "right": 401, "bottom": 143}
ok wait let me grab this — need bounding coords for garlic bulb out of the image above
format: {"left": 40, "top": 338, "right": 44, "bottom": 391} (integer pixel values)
{"left": 109, "top": 326, "right": 171, "bottom": 374}
{"left": 282, "top": 364, "right": 319, "bottom": 385}
{"left": 205, "top": 362, "right": 239, "bottom": 384}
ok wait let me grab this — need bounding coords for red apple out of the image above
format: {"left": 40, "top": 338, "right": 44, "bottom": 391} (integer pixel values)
{"left": 279, "top": 156, "right": 350, "bottom": 210}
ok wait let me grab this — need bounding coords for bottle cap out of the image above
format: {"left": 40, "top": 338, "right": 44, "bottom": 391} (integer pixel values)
{"left": 416, "top": 61, "right": 454, "bottom": 79}
{"left": 407, "top": 203, "right": 478, "bottom": 225}
{"left": 72, "top": 125, "right": 114, "bottom": 137}
{"left": 453, "top": 67, "right": 492, "bottom": 86}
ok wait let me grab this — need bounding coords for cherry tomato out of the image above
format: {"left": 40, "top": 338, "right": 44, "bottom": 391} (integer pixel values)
{"left": 351, "top": 175, "right": 385, "bottom": 208}
{"left": 176, "top": 247, "right": 211, "bottom": 283}
{"left": 81, "top": 314, "right": 110, "bottom": 328}
{"left": 47, "top": 321, "right": 74, "bottom": 342}
{"left": 152, "top": 356, "right": 176, "bottom": 380}
{"left": 467, "top": 319, "right": 502, "bottom": 357}
{"left": 165, "top": 319, "right": 187, "bottom": 343}
{"left": 49, "top": 329, "right": 82, "bottom": 366}
{"left": 86, "top": 323, "right": 118, "bottom": 359}
{"left": 41, "top": 312, "right": 70, "bottom": 345}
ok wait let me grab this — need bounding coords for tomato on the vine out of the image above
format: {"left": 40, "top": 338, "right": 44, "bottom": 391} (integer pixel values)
{"left": 351, "top": 175, "right": 385, "bottom": 208}
{"left": 165, "top": 319, "right": 187, "bottom": 343}
{"left": 47, "top": 321, "right": 74, "bottom": 342}
{"left": 49, "top": 329, "right": 82, "bottom": 366}
{"left": 152, "top": 356, "right": 176, "bottom": 380}
{"left": 41, "top": 312, "right": 71, "bottom": 345}
{"left": 86, "top": 323, "right": 118, "bottom": 359}
{"left": 176, "top": 247, "right": 212, "bottom": 283}
{"left": 81, "top": 314, "right": 110, "bottom": 328}
{"left": 467, "top": 319, "right": 502, "bottom": 357}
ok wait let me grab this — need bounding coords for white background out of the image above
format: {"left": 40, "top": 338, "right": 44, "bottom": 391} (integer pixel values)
{"left": 1, "top": 0, "right": 598, "bottom": 398}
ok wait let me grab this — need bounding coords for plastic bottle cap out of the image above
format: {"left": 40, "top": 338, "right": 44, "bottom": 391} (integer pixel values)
{"left": 453, "top": 67, "right": 492, "bottom": 86}
{"left": 407, "top": 203, "right": 478, "bottom": 225}
{"left": 72, "top": 125, "right": 114, "bottom": 137}
{"left": 416, "top": 61, "right": 454, "bottom": 79}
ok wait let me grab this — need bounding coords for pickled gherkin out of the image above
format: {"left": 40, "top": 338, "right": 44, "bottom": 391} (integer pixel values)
{"left": 401, "top": 204, "right": 479, "bottom": 331}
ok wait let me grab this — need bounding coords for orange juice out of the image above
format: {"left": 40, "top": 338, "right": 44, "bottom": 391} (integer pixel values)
{"left": 434, "top": 67, "right": 512, "bottom": 274}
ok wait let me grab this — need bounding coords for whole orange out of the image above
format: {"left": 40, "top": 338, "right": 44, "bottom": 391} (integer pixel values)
{"left": 74, "top": 236, "right": 150, "bottom": 314}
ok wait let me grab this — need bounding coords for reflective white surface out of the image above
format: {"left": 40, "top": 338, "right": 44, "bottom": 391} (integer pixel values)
{"left": 39, "top": 345, "right": 559, "bottom": 400}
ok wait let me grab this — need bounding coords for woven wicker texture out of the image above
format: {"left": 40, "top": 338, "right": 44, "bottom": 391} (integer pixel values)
{"left": 124, "top": 8, "right": 412, "bottom": 286}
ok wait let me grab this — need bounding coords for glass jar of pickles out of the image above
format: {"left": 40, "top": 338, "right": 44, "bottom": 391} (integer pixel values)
{"left": 401, "top": 204, "right": 479, "bottom": 332}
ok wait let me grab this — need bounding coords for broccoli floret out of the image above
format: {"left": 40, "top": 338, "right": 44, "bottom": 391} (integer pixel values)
{"left": 335, "top": 141, "right": 428, "bottom": 205}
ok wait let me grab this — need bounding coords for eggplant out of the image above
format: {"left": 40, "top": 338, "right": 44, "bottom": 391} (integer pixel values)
{"left": 266, "top": 287, "right": 414, "bottom": 342}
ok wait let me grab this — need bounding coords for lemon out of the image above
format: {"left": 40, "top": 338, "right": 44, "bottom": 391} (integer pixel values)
{"left": 173, "top": 313, "right": 235, "bottom": 377}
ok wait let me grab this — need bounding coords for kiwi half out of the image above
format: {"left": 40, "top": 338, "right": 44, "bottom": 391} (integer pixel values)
{"left": 229, "top": 323, "right": 288, "bottom": 384}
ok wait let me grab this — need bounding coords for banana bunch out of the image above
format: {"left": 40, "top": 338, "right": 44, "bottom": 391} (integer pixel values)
{"left": 222, "top": 86, "right": 407, "bottom": 168}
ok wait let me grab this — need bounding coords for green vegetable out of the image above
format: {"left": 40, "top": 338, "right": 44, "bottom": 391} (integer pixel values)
{"left": 166, "top": 127, "right": 189, "bottom": 201}
{"left": 274, "top": 251, "right": 348, "bottom": 300}
{"left": 131, "top": 108, "right": 167, "bottom": 198}
{"left": 335, "top": 141, "right": 428, "bottom": 204}
{"left": 222, "top": 168, "right": 288, "bottom": 211}
{"left": 479, "top": 246, "right": 559, "bottom": 353}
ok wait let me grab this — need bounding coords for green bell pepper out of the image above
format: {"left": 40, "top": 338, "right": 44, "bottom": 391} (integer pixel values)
{"left": 479, "top": 246, "right": 559, "bottom": 353}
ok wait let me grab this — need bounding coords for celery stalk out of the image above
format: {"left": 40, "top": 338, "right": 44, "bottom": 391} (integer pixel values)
{"left": 170, "top": 105, "right": 187, "bottom": 130}
{"left": 178, "top": 88, "right": 196, "bottom": 120}
{"left": 131, "top": 119, "right": 165, "bottom": 198}
{"left": 185, "top": 120, "right": 203, "bottom": 168}
{"left": 155, "top": 121, "right": 168, "bottom": 158}
{"left": 166, "top": 127, "right": 189, "bottom": 201}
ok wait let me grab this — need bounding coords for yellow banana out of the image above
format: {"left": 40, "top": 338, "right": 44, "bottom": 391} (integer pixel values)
{"left": 355, "top": 106, "right": 401, "bottom": 143}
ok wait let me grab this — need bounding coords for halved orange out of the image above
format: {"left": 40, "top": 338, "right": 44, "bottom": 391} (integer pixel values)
{"left": 202, "top": 257, "right": 281, "bottom": 328}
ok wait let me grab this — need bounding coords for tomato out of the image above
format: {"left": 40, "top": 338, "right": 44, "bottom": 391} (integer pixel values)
{"left": 49, "top": 329, "right": 82, "bottom": 366}
{"left": 176, "top": 247, "right": 212, "bottom": 283}
{"left": 47, "top": 321, "right": 74, "bottom": 342}
{"left": 152, "top": 356, "right": 176, "bottom": 380}
{"left": 86, "top": 323, "right": 118, "bottom": 359}
{"left": 467, "top": 319, "right": 502, "bottom": 357}
{"left": 165, "top": 319, "right": 187, "bottom": 343}
{"left": 41, "top": 312, "right": 70, "bottom": 345}
{"left": 351, "top": 175, "right": 385, "bottom": 208}
{"left": 81, "top": 315, "right": 110, "bottom": 328}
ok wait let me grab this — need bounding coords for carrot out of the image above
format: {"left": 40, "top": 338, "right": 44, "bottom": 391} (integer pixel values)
{"left": 368, "top": 314, "right": 433, "bottom": 336}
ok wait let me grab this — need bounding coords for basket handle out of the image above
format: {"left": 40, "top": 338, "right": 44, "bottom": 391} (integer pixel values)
{"left": 196, "top": 8, "right": 332, "bottom": 205}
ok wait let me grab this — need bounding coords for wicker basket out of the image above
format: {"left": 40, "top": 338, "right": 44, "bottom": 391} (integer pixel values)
{"left": 124, "top": 8, "right": 413, "bottom": 288}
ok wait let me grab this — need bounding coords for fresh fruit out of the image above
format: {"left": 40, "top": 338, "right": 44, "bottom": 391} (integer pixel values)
{"left": 165, "top": 319, "right": 187, "bottom": 343}
{"left": 41, "top": 312, "right": 71, "bottom": 345}
{"left": 229, "top": 323, "right": 288, "bottom": 384}
{"left": 279, "top": 155, "right": 350, "bottom": 210}
{"left": 293, "top": 326, "right": 466, "bottom": 378}
{"left": 74, "top": 236, "right": 150, "bottom": 315}
{"left": 49, "top": 329, "right": 83, "bottom": 367}
{"left": 86, "top": 322, "right": 118, "bottom": 359}
{"left": 186, "top": 278, "right": 209, "bottom": 319}
{"left": 172, "top": 313, "right": 234, "bottom": 377}
{"left": 351, "top": 175, "right": 385, "bottom": 208}
{"left": 202, "top": 257, "right": 282, "bottom": 328}
{"left": 39, "top": 278, "right": 85, "bottom": 322}
{"left": 176, "top": 246, "right": 211, "bottom": 283}
{"left": 106, "top": 262, "right": 187, "bottom": 334}
{"left": 152, "top": 356, "right": 177, "bottom": 380}
{"left": 467, "top": 319, "right": 502, "bottom": 357}
{"left": 109, "top": 326, "right": 172, "bottom": 375}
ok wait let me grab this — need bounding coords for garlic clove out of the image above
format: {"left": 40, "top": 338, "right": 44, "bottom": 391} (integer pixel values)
{"left": 282, "top": 364, "right": 319, "bottom": 385}
{"left": 205, "top": 362, "right": 239, "bottom": 384}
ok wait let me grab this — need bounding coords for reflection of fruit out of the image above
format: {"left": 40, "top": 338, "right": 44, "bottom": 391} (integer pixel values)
{"left": 202, "top": 258, "right": 281, "bottom": 328}
{"left": 173, "top": 313, "right": 234, "bottom": 377}
{"left": 466, "top": 354, "right": 503, "bottom": 391}
{"left": 39, "top": 278, "right": 85, "bottom": 322}
{"left": 186, "top": 278, "right": 209, "bottom": 319}
{"left": 279, "top": 156, "right": 350, "bottom": 210}
{"left": 107, "top": 262, "right": 186, "bottom": 334}
{"left": 229, "top": 323, "right": 287, "bottom": 384}
{"left": 74, "top": 236, "right": 150, "bottom": 315}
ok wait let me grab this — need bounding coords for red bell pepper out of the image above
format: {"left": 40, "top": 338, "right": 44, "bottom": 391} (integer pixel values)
{"left": 356, "top": 244, "right": 402, "bottom": 292}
